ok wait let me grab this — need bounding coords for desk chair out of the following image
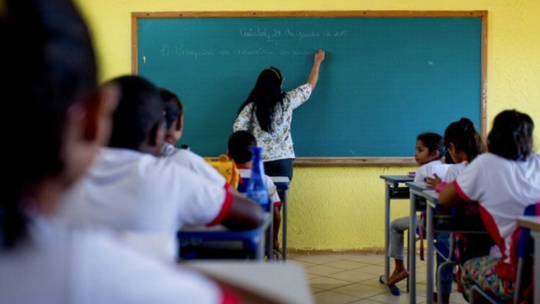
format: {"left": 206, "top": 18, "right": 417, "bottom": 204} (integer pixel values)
{"left": 469, "top": 202, "right": 539, "bottom": 304}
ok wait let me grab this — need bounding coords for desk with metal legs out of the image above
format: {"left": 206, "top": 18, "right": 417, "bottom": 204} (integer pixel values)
{"left": 271, "top": 176, "right": 290, "bottom": 261}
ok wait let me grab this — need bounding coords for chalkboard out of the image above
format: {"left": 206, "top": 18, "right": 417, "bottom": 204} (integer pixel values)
{"left": 132, "top": 11, "right": 487, "bottom": 165}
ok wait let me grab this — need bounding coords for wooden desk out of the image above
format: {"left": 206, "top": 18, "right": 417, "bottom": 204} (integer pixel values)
{"left": 379, "top": 175, "right": 413, "bottom": 294}
{"left": 187, "top": 261, "right": 313, "bottom": 304}
{"left": 271, "top": 176, "right": 290, "bottom": 261}
{"left": 178, "top": 213, "right": 272, "bottom": 260}
{"left": 516, "top": 215, "right": 540, "bottom": 302}
{"left": 405, "top": 181, "right": 428, "bottom": 304}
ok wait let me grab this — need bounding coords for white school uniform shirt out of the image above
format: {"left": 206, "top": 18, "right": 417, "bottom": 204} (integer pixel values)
{"left": 454, "top": 153, "right": 540, "bottom": 263}
{"left": 237, "top": 168, "right": 282, "bottom": 206}
{"left": 160, "top": 142, "right": 226, "bottom": 186}
{"left": 414, "top": 160, "right": 450, "bottom": 183}
{"left": 442, "top": 161, "right": 468, "bottom": 183}
{"left": 57, "top": 147, "right": 232, "bottom": 235}
{"left": 0, "top": 216, "right": 223, "bottom": 304}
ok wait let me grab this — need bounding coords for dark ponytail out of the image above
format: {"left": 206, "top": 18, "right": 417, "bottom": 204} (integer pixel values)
{"left": 444, "top": 118, "right": 485, "bottom": 162}
{"left": 0, "top": 0, "right": 97, "bottom": 249}
{"left": 238, "top": 67, "right": 286, "bottom": 132}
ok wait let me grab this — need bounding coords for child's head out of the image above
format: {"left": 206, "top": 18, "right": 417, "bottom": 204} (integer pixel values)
{"left": 487, "top": 110, "right": 534, "bottom": 161}
{"left": 444, "top": 118, "right": 485, "bottom": 163}
{"left": 228, "top": 131, "right": 257, "bottom": 165}
{"left": 107, "top": 76, "right": 165, "bottom": 156}
{"left": 159, "top": 88, "right": 184, "bottom": 145}
{"left": 238, "top": 67, "right": 286, "bottom": 132}
{"left": 415, "top": 133, "right": 445, "bottom": 165}
{"left": 1, "top": 0, "right": 114, "bottom": 248}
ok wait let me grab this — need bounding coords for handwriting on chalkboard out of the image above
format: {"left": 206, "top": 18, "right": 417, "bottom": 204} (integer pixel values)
{"left": 239, "top": 27, "right": 348, "bottom": 43}
{"left": 160, "top": 44, "right": 320, "bottom": 59}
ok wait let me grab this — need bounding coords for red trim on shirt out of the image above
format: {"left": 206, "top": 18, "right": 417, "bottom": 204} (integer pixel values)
{"left": 236, "top": 164, "right": 250, "bottom": 170}
{"left": 207, "top": 189, "right": 233, "bottom": 226}
{"left": 220, "top": 287, "right": 242, "bottom": 304}
{"left": 273, "top": 201, "right": 283, "bottom": 207}
{"left": 452, "top": 180, "right": 473, "bottom": 202}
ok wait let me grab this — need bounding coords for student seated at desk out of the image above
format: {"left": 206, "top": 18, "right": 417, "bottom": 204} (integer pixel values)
{"left": 227, "top": 131, "right": 283, "bottom": 256}
{"left": 57, "top": 76, "right": 265, "bottom": 250}
{"left": 425, "top": 118, "right": 487, "bottom": 304}
{"left": 0, "top": 1, "right": 241, "bottom": 302}
{"left": 386, "top": 132, "right": 449, "bottom": 286}
{"left": 158, "top": 88, "right": 228, "bottom": 186}
{"left": 440, "top": 110, "right": 540, "bottom": 302}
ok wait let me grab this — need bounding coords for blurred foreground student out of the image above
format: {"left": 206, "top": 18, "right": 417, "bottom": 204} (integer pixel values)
{"left": 440, "top": 110, "right": 540, "bottom": 301}
{"left": 58, "top": 76, "right": 265, "bottom": 242}
{"left": 228, "top": 131, "right": 283, "bottom": 255}
{"left": 386, "top": 133, "right": 449, "bottom": 286}
{"left": 0, "top": 0, "right": 240, "bottom": 303}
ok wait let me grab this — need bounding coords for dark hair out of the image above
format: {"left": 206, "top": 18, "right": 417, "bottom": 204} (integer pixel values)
{"left": 487, "top": 110, "right": 534, "bottom": 161}
{"left": 228, "top": 131, "right": 257, "bottom": 163}
{"left": 0, "top": 0, "right": 97, "bottom": 249}
{"left": 237, "top": 67, "right": 286, "bottom": 132}
{"left": 417, "top": 133, "right": 445, "bottom": 159}
{"left": 159, "top": 88, "right": 183, "bottom": 129}
{"left": 444, "top": 118, "right": 485, "bottom": 162}
{"left": 107, "top": 76, "right": 164, "bottom": 150}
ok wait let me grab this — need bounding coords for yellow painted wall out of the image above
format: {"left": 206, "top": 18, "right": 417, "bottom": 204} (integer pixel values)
{"left": 75, "top": 0, "right": 540, "bottom": 251}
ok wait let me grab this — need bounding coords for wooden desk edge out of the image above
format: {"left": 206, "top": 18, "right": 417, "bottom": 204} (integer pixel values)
{"left": 517, "top": 216, "right": 540, "bottom": 231}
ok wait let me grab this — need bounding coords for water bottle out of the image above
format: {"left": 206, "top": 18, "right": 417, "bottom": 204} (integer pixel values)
{"left": 246, "top": 147, "right": 269, "bottom": 211}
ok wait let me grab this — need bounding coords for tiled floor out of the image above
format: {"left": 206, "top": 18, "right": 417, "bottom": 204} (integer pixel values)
{"left": 287, "top": 253, "right": 469, "bottom": 304}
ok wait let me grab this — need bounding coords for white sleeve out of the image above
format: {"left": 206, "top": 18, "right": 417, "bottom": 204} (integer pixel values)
{"left": 454, "top": 156, "right": 488, "bottom": 202}
{"left": 264, "top": 176, "right": 281, "bottom": 204}
{"left": 160, "top": 163, "right": 231, "bottom": 227}
{"left": 443, "top": 165, "right": 460, "bottom": 183}
{"left": 414, "top": 164, "right": 427, "bottom": 183}
{"left": 76, "top": 232, "right": 221, "bottom": 304}
{"left": 287, "top": 83, "right": 312, "bottom": 110}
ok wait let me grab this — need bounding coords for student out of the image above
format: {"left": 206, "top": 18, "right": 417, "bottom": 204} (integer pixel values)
{"left": 233, "top": 49, "right": 325, "bottom": 181}
{"left": 425, "top": 118, "right": 486, "bottom": 304}
{"left": 58, "top": 75, "right": 265, "bottom": 242}
{"left": 0, "top": 0, "right": 240, "bottom": 303}
{"left": 228, "top": 131, "right": 283, "bottom": 253}
{"left": 439, "top": 110, "right": 540, "bottom": 301}
{"left": 159, "top": 88, "right": 228, "bottom": 186}
{"left": 386, "top": 133, "right": 448, "bottom": 286}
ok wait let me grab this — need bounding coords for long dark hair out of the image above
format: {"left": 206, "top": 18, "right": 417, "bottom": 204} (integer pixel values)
{"left": 417, "top": 133, "right": 446, "bottom": 159}
{"left": 238, "top": 67, "right": 286, "bottom": 132}
{"left": 487, "top": 110, "right": 534, "bottom": 161}
{"left": 0, "top": 0, "right": 97, "bottom": 249}
{"left": 444, "top": 118, "right": 485, "bottom": 162}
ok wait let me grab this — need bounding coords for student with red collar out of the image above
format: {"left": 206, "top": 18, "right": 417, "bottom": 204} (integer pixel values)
{"left": 58, "top": 76, "right": 265, "bottom": 246}
{"left": 439, "top": 110, "right": 540, "bottom": 301}
{"left": 227, "top": 131, "right": 282, "bottom": 252}
{"left": 0, "top": 1, "right": 241, "bottom": 303}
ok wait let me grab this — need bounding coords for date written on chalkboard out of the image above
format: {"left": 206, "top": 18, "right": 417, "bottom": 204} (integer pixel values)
{"left": 239, "top": 28, "right": 348, "bottom": 43}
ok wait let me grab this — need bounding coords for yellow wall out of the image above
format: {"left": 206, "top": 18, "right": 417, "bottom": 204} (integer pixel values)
{"left": 75, "top": 0, "right": 540, "bottom": 251}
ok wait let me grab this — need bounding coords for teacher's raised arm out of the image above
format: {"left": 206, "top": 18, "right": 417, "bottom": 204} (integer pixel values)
{"left": 233, "top": 49, "right": 325, "bottom": 180}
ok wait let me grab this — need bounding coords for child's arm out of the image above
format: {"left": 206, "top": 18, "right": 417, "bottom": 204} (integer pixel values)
{"left": 438, "top": 182, "right": 463, "bottom": 207}
{"left": 221, "top": 192, "right": 266, "bottom": 231}
{"left": 307, "top": 50, "right": 325, "bottom": 90}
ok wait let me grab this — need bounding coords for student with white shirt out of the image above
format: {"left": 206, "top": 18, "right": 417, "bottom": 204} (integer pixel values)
{"left": 58, "top": 75, "right": 265, "bottom": 241}
{"left": 386, "top": 133, "right": 448, "bottom": 287}
{"left": 440, "top": 110, "right": 540, "bottom": 301}
{"left": 159, "top": 88, "right": 227, "bottom": 186}
{"left": 0, "top": 1, "right": 239, "bottom": 303}
{"left": 227, "top": 131, "right": 283, "bottom": 254}
{"left": 425, "top": 118, "right": 487, "bottom": 304}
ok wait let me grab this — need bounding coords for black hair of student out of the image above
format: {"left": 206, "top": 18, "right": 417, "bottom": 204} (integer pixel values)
{"left": 237, "top": 67, "right": 286, "bottom": 133}
{"left": 444, "top": 118, "right": 485, "bottom": 162}
{"left": 228, "top": 131, "right": 257, "bottom": 164}
{"left": 487, "top": 110, "right": 534, "bottom": 161}
{"left": 0, "top": 0, "right": 97, "bottom": 249}
{"left": 107, "top": 76, "right": 164, "bottom": 150}
{"left": 417, "top": 133, "right": 445, "bottom": 159}
{"left": 159, "top": 88, "right": 184, "bottom": 129}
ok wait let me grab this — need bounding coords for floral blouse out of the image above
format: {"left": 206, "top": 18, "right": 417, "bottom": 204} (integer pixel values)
{"left": 233, "top": 83, "right": 312, "bottom": 161}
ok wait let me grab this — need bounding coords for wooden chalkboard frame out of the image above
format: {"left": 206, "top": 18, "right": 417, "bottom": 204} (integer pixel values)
{"left": 132, "top": 11, "right": 488, "bottom": 166}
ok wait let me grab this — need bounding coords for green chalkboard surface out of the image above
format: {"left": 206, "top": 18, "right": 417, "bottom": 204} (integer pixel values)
{"left": 133, "top": 11, "right": 487, "bottom": 164}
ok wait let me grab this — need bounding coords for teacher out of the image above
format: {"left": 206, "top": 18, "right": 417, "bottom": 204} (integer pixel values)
{"left": 233, "top": 49, "right": 325, "bottom": 180}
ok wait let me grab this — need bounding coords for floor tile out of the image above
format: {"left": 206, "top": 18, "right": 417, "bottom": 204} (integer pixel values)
{"left": 323, "top": 260, "right": 372, "bottom": 270}
{"left": 332, "top": 282, "right": 388, "bottom": 299}
{"left": 305, "top": 264, "right": 347, "bottom": 276}
{"left": 326, "top": 269, "right": 379, "bottom": 283}
{"left": 309, "top": 276, "right": 354, "bottom": 291}
{"left": 314, "top": 290, "right": 360, "bottom": 304}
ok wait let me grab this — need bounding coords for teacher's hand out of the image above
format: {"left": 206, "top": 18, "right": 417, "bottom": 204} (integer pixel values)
{"left": 314, "top": 49, "right": 325, "bottom": 63}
